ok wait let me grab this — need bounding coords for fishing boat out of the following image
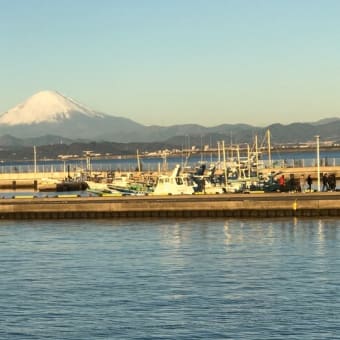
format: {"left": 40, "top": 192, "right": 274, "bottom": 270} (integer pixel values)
{"left": 152, "top": 164, "right": 196, "bottom": 195}
{"left": 192, "top": 164, "right": 226, "bottom": 194}
{"left": 106, "top": 174, "right": 148, "bottom": 195}
{"left": 85, "top": 180, "right": 122, "bottom": 196}
{"left": 86, "top": 180, "right": 113, "bottom": 192}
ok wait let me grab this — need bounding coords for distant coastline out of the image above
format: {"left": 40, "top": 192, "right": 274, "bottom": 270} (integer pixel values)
{"left": 2, "top": 145, "right": 340, "bottom": 164}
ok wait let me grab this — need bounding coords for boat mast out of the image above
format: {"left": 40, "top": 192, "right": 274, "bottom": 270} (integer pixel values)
{"left": 255, "top": 135, "right": 259, "bottom": 178}
{"left": 236, "top": 144, "right": 241, "bottom": 178}
{"left": 162, "top": 151, "right": 167, "bottom": 172}
{"left": 217, "top": 141, "right": 221, "bottom": 169}
{"left": 136, "top": 149, "right": 141, "bottom": 172}
{"left": 267, "top": 129, "right": 272, "bottom": 168}
{"left": 222, "top": 140, "right": 227, "bottom": 185}
{"left": 247, "top": 143, "right": 250, "bottom": 178}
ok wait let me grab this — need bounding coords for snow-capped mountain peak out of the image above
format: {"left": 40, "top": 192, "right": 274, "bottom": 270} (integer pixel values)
{"left": 0, "top": 90, "right": 102, "bottom": 125}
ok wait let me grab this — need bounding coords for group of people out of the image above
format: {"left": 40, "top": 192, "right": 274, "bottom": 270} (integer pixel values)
{"left": 302, "top": 173, "right": 336, "bottom": 192}
{"left": 322, "top": 173, "right": 336, "bottom": 191}
{"left": 277, "top": 173, "right": 336, "bottom": 192}
{"left": 278, "top": 174, "right": 302, "bottom": 192}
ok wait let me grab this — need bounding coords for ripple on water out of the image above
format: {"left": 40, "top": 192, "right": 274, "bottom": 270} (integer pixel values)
{"left": 0, "top": 218, "right": 339, "bottom": 339}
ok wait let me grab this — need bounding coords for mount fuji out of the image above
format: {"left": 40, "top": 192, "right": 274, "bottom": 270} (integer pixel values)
{"left": 0, "top": 90, "right": 146, "bottom": 142}
{"left": 0, "top": 90, "right": 104, "bottom": 125}
{"left": 2, "top": 90, "right": 340, "bottom": 148}
{"left": 0, "top": 92, "right": 256, "bottom": 145}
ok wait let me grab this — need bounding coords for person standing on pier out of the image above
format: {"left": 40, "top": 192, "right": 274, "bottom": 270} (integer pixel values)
{"left": 279, "top": 175, "right": 285, "bottom": 191}
{"left": 307, "top": 175, "right": 313, "bottom": 192}
{"left": 322, "top": 173, "right": 329, "bottom": 192}
{"left": 328, "top": 173, "right": 336, "bottom": 191}
{"left": 299, "top": 175, "right": 305, "bottom": 192}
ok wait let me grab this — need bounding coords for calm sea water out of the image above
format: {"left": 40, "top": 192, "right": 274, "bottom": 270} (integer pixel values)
{"left": 0, "top": 218, "right": 339, "bottom": 339}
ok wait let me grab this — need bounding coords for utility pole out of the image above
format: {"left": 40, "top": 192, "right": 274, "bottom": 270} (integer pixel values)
{"left": 316, "top": 135, "right": 320, "bottom": 191}
{"left": 33, "top": 145, "right": 37, "bottom": 175}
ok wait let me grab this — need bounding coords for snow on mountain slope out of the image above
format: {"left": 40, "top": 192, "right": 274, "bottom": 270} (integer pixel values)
{"left": 0, "top": 90, "right": 103, "bottom": 125}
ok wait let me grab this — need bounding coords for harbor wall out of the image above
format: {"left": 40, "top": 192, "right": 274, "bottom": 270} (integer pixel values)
{"left": 1, "top": 193, "right": 340, "bottom": 219}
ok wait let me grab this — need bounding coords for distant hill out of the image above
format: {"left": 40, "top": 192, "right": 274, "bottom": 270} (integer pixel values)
{"left": 312, "top": 117, "right": 340, "bottom": 126}
{"left": 0, "top": 90, "right": 340, "bottom": 150}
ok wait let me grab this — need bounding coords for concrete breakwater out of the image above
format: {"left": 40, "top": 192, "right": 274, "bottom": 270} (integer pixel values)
{"left": 1, "top": 192, "right": 340, "bottom": 219}
{"left": 0, "top": 172, "right": 66, "bottom": 191}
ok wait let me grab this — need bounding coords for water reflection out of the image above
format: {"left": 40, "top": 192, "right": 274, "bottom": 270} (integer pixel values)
{"left": 223, "top": 222, "right": 232, "bottom": 245}
{"left": 316, "top": 219, "right": 325, "bottom": 256}
{"left": 161, "top": 222, "right": 183, "bottom": 248}
{"left": 221, "top": 218, "right": 340, "bottom": 252}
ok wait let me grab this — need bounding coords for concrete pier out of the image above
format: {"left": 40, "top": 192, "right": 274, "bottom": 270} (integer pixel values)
{"left": 1, "top": 192, "right": 340, "bottom": 219}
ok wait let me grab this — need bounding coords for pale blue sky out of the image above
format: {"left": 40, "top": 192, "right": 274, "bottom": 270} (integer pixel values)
{"left": 1, "top": 0, "right": 340, "bottom": 126}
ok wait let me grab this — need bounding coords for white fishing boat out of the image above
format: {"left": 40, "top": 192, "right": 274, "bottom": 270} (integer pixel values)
{"left": 192, "top": 164, "right": 225, "bottom": 194}
{"left": 199, "top": 177, "right": 226, "bottom": 194}
{"left": 152, "top": 164, "right": 196, "bottom": 195}
{"left": 85, "top": 180, "right": 122, "bottom": 196}
{"left": 110, "top": 173, "right": 133, "bottom": 188}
